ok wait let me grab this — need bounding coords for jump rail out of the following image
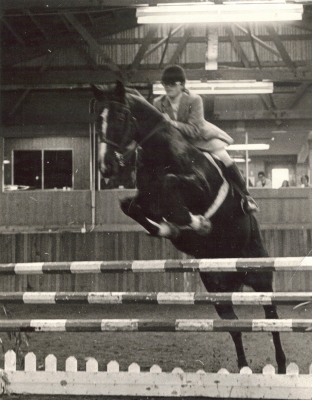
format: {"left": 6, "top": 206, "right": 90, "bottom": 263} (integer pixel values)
{"left": 1, "top": 291, "right": 312, "bottom": 305}
{"left": 0, "top": 256, "right": 311, "bottom": 274}
{"left": 0, "top": 319, "right": 311, "bottom": 332}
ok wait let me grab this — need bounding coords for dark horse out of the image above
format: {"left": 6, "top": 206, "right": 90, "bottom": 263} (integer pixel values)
{"left": 91, "top": 81, "right": 286, "bottom": 373}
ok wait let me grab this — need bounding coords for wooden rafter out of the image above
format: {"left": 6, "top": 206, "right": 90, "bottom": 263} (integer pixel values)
{"left": 2, "top": 17, "right": 25, "bottom": 46}
{"left": 289, "top": 21, "right": 312, "bottom": 33}
{"left": 25, "top": 10, "right": 49, "bottom": 41}
{"left": 246, "top": 24, "right": 261, "bottom": 69}
{"left": 282, "top": 83, "right": 311, "bottom": 110}
{"left": 143, "top": 25, "right": 183, "bottom": 59}
{"left": 169, "top": 27, "right": 192, "bottom": 65}
{"left": 63, "top": 12, "right": 121, "bottom": 75}
{"left": 158, "top": 28, "right": 172, "bottom": 69}
{"left": 6, "top": 49, "right": 60, "bottom": 120}
{"left": 233, "top": 24, "right": 282, "bottom": 59}
{"left": 266, "top": 24, "right": 296, "bottom": 71}
{"left": 225, "top": 26, "right": 250, "bottom": 68}
{"left": 130, "top": 26, "right": 157, "bottom": 71}
{"left": 2, "top": 67, "right": 311, "bottom": 86}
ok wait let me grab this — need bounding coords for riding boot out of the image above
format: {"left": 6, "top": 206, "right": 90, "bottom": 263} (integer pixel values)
{"left": 226, "top": 163, "right": 259, "bottom": 213}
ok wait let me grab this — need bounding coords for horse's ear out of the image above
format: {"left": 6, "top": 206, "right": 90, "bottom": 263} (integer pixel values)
{"left": 90, "top": 83, "right": 117, "bottom": 101}
{"left": 114, "top": 80, "right": 126, "bottom": 103}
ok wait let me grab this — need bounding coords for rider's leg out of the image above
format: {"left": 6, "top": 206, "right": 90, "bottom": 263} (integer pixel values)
{"left": 212, "top": 148, "right": 259, "bottom": 213}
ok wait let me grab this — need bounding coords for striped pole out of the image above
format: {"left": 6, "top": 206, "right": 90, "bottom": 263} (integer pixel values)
{"left": 0, "top": 256, "right": 311, "bottom": 274}
{"left": 0, "top": 291, "right": 312, "bottom": 306}
{"left": 0, "top": 319, "right": 311, "bottom": 332}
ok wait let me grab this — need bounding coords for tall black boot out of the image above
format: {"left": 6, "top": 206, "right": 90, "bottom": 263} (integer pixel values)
{"left": 226, "top": 163, "right": 259, "bottom": 213}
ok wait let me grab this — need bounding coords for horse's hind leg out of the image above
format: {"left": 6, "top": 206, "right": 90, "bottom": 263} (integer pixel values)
{"left": 246, "top": 272, "right": 286, "bottom": 374}
{"left": 214, "top": 304, "right": 248, "bottom": 370}
{"left": 263, "top": 305, "right": 287, "bottom": 374}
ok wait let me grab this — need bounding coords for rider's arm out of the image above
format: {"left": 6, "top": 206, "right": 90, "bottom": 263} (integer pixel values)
{"left": 173, "top": 95, "right": 204, "bottom": 140}
{"left": 154, "top": 94, "right": 204, "bottom": 141}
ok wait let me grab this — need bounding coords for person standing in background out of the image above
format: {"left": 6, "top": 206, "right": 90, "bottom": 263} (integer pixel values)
{"left": 256, "top": 171, "right": 272, "bottom": 188}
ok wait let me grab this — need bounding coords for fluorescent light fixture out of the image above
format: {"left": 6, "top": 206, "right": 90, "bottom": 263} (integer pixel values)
{"left": 153, "top": 80, "right": 273, "bottom": 95}
{"left": 227, "top": 144, "right": 270, "bottom": 150}
{"left": 136, "top": 3, "right": 303, "bottom": 24}
{"left": 233, "top": 157, "right": 251, "bottom": 163}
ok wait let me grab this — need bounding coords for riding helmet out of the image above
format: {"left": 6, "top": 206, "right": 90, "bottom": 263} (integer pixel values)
{"left": 161, "top": 65, "right": 186, "bottom": 85}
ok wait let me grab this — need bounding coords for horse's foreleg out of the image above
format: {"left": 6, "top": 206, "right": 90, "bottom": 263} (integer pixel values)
{"left": 120, "top": 197, "right": 160, "bottom": 236}
{"left": 214, "top": 304, "right": 248, "bottom": 370}
{"left": 161, "top": 174, "right": 193, "bottom": 225}
{"left": 161, "top": 174, "right": 211, "bottom": 235}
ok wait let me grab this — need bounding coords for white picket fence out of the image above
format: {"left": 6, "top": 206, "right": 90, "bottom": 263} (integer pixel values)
{"left": 1, "top": 350, "right": 312, "bottom": 398}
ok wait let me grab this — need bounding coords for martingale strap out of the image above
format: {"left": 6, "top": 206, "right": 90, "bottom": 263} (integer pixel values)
{"left": 203, "top": 152, "right": 229, "bottom": 220}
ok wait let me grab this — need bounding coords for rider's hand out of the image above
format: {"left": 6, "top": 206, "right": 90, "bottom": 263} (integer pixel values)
{"left": 163, "top": 113, "right": 178, "bottom": 128}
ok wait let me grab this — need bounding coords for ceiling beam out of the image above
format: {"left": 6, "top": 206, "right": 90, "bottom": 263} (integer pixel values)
{"left": 233, "top": 24, "right": 282, "bottom": 59}
{"left": 266, "top": 24, "right": 296, "bottom": 71}
{"left": 63, "top": 12, "right": 122, "bottom": 76}
{"left": 2, "top": 67, "right": 312, "bottom": 85}
{"left": 130, "top": 26, "right": 157, "bottom": 71}
{"left": 2, "top": 17, "right": 26, "bottom": 46}
{"left": 282, "top": 83, "right": 311, "bottom": 109}
{"left": 169, "top": 27, "right": 192, "bottom": 65}
{"left": 225, "top": 26, "right": 251, "bottom": 68}
{"left": 1, "top": 9, "right": 137, "bottom": 66}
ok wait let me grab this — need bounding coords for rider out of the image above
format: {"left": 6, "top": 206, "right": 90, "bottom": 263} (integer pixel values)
{"left": 153, "top": 65, "right": 259, "bottom": 214}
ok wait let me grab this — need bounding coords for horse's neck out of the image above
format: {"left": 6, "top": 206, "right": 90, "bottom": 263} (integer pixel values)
{"left": 128, "top": 95, "right": 164, "bottom": 143}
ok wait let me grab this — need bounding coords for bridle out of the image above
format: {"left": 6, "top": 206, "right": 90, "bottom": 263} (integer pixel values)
{"left": 99, "top": 100, "right": 167, "bottom": 167}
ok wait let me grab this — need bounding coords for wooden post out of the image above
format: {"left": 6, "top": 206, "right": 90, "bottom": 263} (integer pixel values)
{"left": 205, "top": 27, "right": 218, "bottom": 70}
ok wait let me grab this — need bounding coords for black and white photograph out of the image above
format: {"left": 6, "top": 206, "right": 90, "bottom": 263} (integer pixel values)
{"left": 0, "top": 0, "right": 312, "bottom": 398}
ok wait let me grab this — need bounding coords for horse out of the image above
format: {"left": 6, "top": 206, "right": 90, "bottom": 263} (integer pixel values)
{"left": 91, "top": 80, "right": 287, "bottom": 374}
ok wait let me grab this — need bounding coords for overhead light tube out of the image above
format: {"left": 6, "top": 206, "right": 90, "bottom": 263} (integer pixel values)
{"left": 136, "top": 3, "right": 303, "bottom": 24}
{"left": 153, "top": 80, "right": 274, "bottom": 95}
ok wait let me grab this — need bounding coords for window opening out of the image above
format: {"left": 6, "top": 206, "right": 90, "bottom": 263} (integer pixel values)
{"left": 272, "top": 168, "right": 289, "bottom": 188}
{"left": 11, "top": 150, "right": 73, "bottom": 190}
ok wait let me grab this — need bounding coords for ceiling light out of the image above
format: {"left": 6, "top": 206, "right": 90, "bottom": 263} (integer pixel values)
{"left": 136, "top": 3, "right": 303, "bottom": 24}
{"left": 233, "top": 157, "right": 251, "bottom": 163}
{"left": 227, "top": 144, "right": 270, "bottom": 150}
{"left": 153, "top": 80, "right": 273, "bottom": 95}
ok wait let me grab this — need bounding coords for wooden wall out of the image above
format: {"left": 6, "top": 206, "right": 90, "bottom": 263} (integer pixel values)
{"left": 0, "top": 189, "right": 311, "bottom": 293}
{"left": 0, "top": 188, "right": 311, "bottom": 231}
{"left": 0, "top": 229, "right": 311, "bottom": 293}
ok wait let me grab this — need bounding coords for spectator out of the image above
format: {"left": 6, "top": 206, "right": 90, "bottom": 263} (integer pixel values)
{"left": 300, "top": 175, "right": 310, "bottom": 187}
{"left": 281, "top": 180, "right": 289, "bottom": 188}
{"left": 256, "top": 171, "right": 272, "bottom": 188}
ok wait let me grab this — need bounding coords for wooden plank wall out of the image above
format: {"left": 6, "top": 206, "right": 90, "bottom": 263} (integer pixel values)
{"left": 0, "top": 229, "right": 311, "bottom": 293}
{"left": 0, "top": 188, "right": 311, "bottom": 231}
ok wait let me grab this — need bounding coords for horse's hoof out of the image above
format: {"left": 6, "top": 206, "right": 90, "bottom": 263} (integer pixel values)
{"left": 158, "top": 222, "right": 180, "bottom": 239}
{"left": 190, "top": 215, "right": 212, "bottom": 236}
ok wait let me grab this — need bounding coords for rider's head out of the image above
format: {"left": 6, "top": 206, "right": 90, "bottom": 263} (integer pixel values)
{"left": 161, "top": 65, "right": 186, "bottom": 99}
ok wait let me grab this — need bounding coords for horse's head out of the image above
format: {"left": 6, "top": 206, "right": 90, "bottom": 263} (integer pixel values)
{"left": 91, "top": 81, "right": 138, "bottom": 174}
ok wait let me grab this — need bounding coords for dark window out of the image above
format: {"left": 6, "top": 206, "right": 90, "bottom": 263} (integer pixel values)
{"left": 13, "top": 150, "right": 73, "bottom": 190}
{"left": 44, "top": 150, "right": 72, "bottom": 189}
{"left": 14, "top": 150, "right": 42, "bottom": 189}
